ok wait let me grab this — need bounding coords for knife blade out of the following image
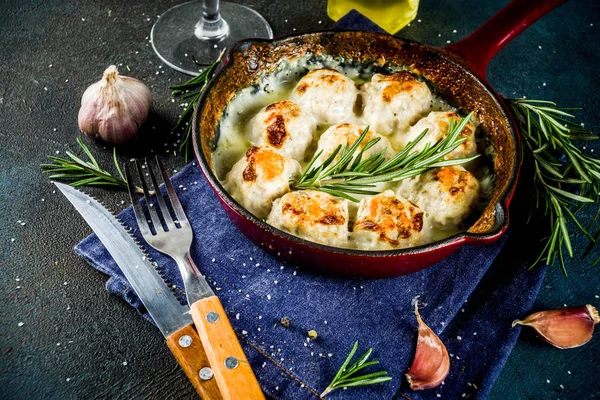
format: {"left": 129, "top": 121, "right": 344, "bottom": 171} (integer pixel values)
{"left": 55, "top": 182, "right": 222, "bottom": 399}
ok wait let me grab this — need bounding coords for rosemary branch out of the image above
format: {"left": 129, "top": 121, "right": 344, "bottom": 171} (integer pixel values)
{"left": 170, "top": 49, "right": 225, "bottom": 162}
{"left": 320, "top": 341, "right": 391, "bottom": 398}
{"left": 41, "top": 138, "right": 138, "bottom": 191}
{"left": 507, "top": 98, "right": 599, "bottom": 274}
{"left": 291, "top": 113, "right": 478, "bottom": 202}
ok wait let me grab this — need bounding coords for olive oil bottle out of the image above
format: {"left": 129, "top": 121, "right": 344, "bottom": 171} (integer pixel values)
{"left": 327, "top": 0, "right": 419, "bottom": 34}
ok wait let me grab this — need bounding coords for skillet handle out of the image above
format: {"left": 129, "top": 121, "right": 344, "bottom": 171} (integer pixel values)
{"left": 446, "top": 0, "right": 567, "bottom": 80}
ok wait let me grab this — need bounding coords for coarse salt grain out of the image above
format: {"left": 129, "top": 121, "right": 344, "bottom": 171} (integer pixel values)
{"left": 66, "top": 378, "right": 71, "bottom": 382}
{"left": 123, "top": 361, "right": 128, "bottom": 366}
{"left": 242, "top": 330, "right": 248, "bottom": 335}
{"left": 547, "top": 379, "right": 550, "bottom": 383}
{"left": 267, "top": 295, "right": 271, "bottom": 300}
{"left": 18, "top": 322, "right": 24, "bottom": 327}
{"left": 236, "top": 313, "right": 240, "bottom": 319}
{"left": 457, "top": 335, "right": 462, "bottom": 340}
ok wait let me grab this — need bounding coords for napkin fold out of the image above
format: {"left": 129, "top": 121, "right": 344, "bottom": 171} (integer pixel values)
{"left": 75, "top": 11, "right": 545, "bottom": 399}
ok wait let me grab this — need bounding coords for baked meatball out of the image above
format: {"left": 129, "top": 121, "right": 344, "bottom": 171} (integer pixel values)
{"left": 225, "top": 147, "right": 301, "bottom": 219}
{"left": 314, "top": 123, "right": 392, "bottom": 165}
{"left": 352, "top": 190, "right": 425, "bottom": 250}
{"left": 361, "top": 72, "right": 432, "bottom": 136}
{"left": 397, "top": 165, "right": 480, "bottom": 229}
{"left": 249, "top": 100, "right": 316, "bottom": 161}
{"left": 289, "top": 68, "right": 358, "bottom": 125}
{"left": 401, "top": 111, "right": 477, "bottom": 161}
{"left": 267, "top": 190, "right": 350, "bottom": 247}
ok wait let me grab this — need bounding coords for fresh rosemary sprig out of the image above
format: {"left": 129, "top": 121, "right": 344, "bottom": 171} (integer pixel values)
{"left": 507, "top": 98, "right": 599, "bottom": 274}
{"left": 170, "top": 49, "right": 225, "bottom": 162}
{"left": 291, "top": 113, "right": 479, "bottom": 202}
{"left": 320, "top": 341, "right": 391, "bottom": 398}
{"left": 41, "top": 137, "right": 135, "bottom": 191}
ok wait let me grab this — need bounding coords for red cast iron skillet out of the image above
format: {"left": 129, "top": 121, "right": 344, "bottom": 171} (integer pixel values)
{"left": 192, "top": 0, "right": 566, "bottom": 278}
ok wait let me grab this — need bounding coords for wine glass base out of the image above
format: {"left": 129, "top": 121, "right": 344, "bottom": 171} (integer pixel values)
{"left": 151, "top": 1, "right": 273, "bottom": 75}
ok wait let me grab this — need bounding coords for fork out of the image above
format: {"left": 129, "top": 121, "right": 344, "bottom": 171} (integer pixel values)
{"left": 125, "top": 157, "right": 264, "bottom": 400}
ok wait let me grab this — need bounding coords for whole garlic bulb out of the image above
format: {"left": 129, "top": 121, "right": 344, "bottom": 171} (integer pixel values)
{"left": 78, "top": 65, "right": 152, "bottom": 144}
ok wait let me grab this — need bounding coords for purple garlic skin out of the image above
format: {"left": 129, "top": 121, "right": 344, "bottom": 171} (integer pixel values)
{"left": 405, "top": 302, "right": 450, "bottom": 390}
{"left": 513, "top": 304, "right": 599, "bottom": 349}
{"left": 78, "top": 65, "right": 152, "bottom": 144}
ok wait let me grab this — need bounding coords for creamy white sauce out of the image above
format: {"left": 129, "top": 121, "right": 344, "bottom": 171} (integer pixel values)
{"left": 213, "top": 54, "right": 492, "bottom": 248}
{"left": 214, "top": 55, "right": 455, "bottom": 179}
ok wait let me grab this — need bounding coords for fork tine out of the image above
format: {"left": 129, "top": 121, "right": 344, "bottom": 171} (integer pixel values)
{"left": 155, "top": 156, "right": 188, "bottom": 224}
{"left": 124, "top": 163, "right": 152, "bottom": 237}
{"left": 135, "top": 159, "right": 164, "bottom": 234}
{"left": 145, "top": 158, "right": 176, "bottom": 229}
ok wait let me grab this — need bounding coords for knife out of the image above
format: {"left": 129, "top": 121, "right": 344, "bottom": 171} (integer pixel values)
{"left": 55, "top": 182, "right": 223, "bottom": 399}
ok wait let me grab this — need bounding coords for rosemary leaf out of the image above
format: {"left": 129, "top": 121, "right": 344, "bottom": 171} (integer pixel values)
{"left": 508, "top": 98, "right": 599, "bottom": 273}
{"left": 291, "top": 113, "right": 477, "bottom": 200}
{"left": 320, "top": 341, "right": 391, "bottom": 398}
{"left": 170, "top": 49, "right": 225, "bottom": 162}
{"left": 41, "top": 138, "right": 140, "bottom": 192}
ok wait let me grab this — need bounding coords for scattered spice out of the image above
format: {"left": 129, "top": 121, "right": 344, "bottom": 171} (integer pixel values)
{"left": 280, "top": 317, "right": 291, "bottom": 328}
{"left": 307, "top": 329, "right": 318, "bottom": 340}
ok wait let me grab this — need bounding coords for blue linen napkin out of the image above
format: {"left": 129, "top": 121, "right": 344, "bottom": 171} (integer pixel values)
{"left": 75, "top": 11, "right": 546, "bottom": 399}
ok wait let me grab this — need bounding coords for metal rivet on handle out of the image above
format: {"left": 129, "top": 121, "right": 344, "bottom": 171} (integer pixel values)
{"left": 178, "top": 335, "right": 192, "bottom": 348}
{"left": 224, "top": 357, "right": 239, "bottom": 369}
{"left": 206, "top": 312, "right": 219, "bottom": 323}
{"left": 199, "top": 367, "right": 214, "bottom": 381}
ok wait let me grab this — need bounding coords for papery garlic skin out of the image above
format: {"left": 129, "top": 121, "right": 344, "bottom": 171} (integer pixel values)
{"left": 512, "top": 304, "right": 599, "bottom": 349}
{"left": 78, "top": 65, "right": 152, "bottom": 144}
{"left": 405, "top": 302, "right": 450, "bottom": 391}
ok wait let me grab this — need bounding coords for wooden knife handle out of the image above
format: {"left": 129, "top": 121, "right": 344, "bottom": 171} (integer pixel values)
{"left": 166, "top": 324, "right": 223, "bottom": 399}
{"left": 190, "top": 296, "right": 265, "bottom": 400}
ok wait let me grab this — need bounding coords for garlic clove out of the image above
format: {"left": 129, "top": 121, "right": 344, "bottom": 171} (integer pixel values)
{"left": 512, "top": 304, "right": 599, "bottom": 349}
{"left": 405, "top": 302, "right": 450, "bottom": 391}
{"left": 78, "top": 65, "right": 152, "bottom": 145}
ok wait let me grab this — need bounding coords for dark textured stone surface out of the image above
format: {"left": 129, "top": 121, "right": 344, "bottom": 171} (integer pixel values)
{"left": 0, "top": 0, "right": 598, "bottom": 399}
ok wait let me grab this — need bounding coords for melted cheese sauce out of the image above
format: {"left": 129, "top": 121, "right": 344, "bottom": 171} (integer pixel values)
{"left": 213, "top": 54, "right": 493, "bottom": 249}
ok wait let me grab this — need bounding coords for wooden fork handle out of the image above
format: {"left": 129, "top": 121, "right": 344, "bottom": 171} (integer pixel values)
{"left": 190, "top": 296, "right": 265, "bottom": 400}
{"left": 166, "top": 324, "right": 223, "bottom": 399}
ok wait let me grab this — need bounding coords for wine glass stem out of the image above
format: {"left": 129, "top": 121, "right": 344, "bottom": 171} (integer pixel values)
{"left": 195, "top": 0, "right": 230, "bottom": 41}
